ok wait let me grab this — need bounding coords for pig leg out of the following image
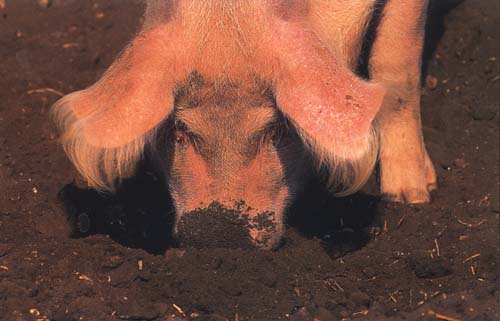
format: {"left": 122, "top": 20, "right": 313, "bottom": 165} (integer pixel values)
{"left": 369, "top": 0, "right": 437, "bottom": 203}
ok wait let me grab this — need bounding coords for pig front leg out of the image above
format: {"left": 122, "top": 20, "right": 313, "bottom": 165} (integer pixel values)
{"left": 369, "top": 0, "right": 437, "bottom": 203}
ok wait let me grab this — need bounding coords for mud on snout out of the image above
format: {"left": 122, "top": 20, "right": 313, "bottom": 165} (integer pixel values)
{"left": 174, "top": 202, "right": 284, "bottom": 250}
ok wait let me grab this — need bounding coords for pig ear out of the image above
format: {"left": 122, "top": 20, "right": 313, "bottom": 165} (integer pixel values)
{"left": 51, "top": 27, "right": 178, "bottom": 191}
{"left": 271, "top": 21, "right": 385, "bottom": 194}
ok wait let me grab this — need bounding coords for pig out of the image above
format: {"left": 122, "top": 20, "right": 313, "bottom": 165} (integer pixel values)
{"left": 51, "top": 0, "right": 437, "bottom": 249}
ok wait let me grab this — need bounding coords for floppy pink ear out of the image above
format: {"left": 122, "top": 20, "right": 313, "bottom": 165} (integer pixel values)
{"left": 51, "top": 26, "right": 180, "bottom": 190}
{"left": 272, "top": 20, "right": 385, "bottom": 160}
{"left": 270, "top": 20, "right": 385, "bottom": 192}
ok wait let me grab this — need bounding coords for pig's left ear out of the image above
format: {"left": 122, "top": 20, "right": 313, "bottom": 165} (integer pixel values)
{"left": 270, "top": 21, "right": 385, "bottom": 193}
{"left": 51, "top": 27, "right": 179, "bottom": 191}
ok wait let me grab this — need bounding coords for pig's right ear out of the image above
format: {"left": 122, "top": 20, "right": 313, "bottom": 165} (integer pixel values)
{"left": 270, "top": 21, "right": 385, "bottom": 194}
{"left": 51, "top": 27, "right": 180, "bottom": 191}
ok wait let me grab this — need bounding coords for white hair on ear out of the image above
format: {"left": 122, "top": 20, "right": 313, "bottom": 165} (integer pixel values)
{"left": 51, "top": 91, "right": 159, "bottom": 192}
{"left": 296, "top": 123, "right": 379, "bottom": 196}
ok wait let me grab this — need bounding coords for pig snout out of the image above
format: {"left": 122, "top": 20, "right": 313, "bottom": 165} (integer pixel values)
{"left": 175, "top": 203, "right": 284, "bottom": 250}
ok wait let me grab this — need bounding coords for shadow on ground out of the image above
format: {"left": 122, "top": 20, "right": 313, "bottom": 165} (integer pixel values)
{"left": 58, "top": 164, "right": 175, "bottom": 254}
{"left": 58, "top": 166, "right": 381, "bottom": 257}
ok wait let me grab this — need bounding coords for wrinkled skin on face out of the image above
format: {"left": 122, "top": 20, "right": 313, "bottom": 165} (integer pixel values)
{"left": 164, "top": 72, "right": 309, "bottom": 248}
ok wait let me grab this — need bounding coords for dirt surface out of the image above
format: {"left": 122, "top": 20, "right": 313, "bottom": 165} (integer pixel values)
{"left": 0, "top": 1, "right": 498, "bottom": 320}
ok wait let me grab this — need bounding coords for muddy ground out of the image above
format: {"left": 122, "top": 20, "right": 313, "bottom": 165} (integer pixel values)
{"left": 0, "top": 1, "right": 498, "bottom": 320}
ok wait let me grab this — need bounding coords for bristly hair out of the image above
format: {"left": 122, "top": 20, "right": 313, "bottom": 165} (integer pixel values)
{"left": 296, "top": 122, "right": 379, "bottom": 196}
{"left": 51, "top": 90, "right": 160, "bottom": 192}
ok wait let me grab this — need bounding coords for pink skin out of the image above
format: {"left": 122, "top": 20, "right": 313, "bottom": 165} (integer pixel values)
{"left": 269, "top": 19, "right": 385, "bottom": 161}
{"left": 51, "top": 0, "right": 434, "bottom": 248}
{"left": 70, "top": 26, "right": 180, "bottom": 148}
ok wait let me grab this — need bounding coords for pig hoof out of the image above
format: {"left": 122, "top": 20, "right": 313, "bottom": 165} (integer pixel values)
{"left": 380, "top": 146, "right": 437, "bottom": 204}
{"left": 382, "top": 189, "right": 430, "bottom": 204}
{"left": 380, "top": 171, "right": 434, "bottom": 204}
{"left": 427, "top": 182, "right": 438, "bottom": 192}
{"left": 380, "top": 169, "right": 433, "bottom": 203}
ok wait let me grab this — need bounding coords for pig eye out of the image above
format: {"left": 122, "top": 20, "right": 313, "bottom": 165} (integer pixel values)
{"left": 174, "top": 121, "right": 203, "bottom": 152}
{"left": 175, "top": 130, "right": 187, "bottom": 147}
{"left": 173, "top": 121, "right": 189, "bottom": 147}
{"left": 249, "top": 124, "right": 281, "bottom": 151}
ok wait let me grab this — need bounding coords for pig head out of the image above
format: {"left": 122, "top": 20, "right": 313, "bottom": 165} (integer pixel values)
{"left": 51, "top": 1, "right": 384, "bottom": 249}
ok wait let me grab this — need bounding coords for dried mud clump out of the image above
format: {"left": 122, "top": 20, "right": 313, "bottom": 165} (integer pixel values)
{"left": 176, "top": 202, "right": 256, "bottom": 249}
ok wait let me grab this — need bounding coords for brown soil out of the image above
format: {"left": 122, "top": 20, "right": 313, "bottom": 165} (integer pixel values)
{"left": 0, "top": 1, "right": 498, "bottom": 321}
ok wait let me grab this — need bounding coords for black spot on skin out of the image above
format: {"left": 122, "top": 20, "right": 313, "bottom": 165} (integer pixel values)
{"left": 391, "top": 96, "right": 410, "bottom": 112}
{"left": 174, "top": 70, "right": 205, "bottom": 109}
{"left": 185, "top": 70, "right": 205, "bottom": 91}
{"left": 345, "top": 94, "right": 361, "bottom": 109}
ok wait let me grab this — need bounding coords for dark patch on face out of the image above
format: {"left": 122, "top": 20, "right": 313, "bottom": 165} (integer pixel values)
{"left": 174, "top": 71, "right": 275, "bottom": 111}
{"left": 273, "top": 0, "right": 310, "bottom": 21}
{"left": 144, "top": 0, "right": 177, "bottom": 25}
{"left": 174, "top": 71, "right": 205, "bottom": 109}
{"left": 175, "top": 202, "right": 279, "bottom": 249}
{"left": 345, "top": 93, "right": 361, "bottom": 109}
{"left": 395, "top": 96, "right": 409, "bottom": 112}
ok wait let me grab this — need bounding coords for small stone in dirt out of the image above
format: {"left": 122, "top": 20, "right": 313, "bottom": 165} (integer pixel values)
{"left": 37, "top": 0, "right": 51, "bottom": 8}
{"left": 349, "top": 291, "right": 371, "bottom": 308}
{"left": 101, "top": 255, "right": 124, "bottom": 269}
{"left": 406, "top": 256, "right": 453, "bottom": 279}
{"left": 425, "top": 75, "right": 439, "bottom": 90}
{"left": 108, "top": 265, "right": 138, "bottom": 288}
{"left": 29, "top": 308, "right": 40, "bottom": 316}
{"left": 362, "top": 267, "right": 378, "bottom": 278}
